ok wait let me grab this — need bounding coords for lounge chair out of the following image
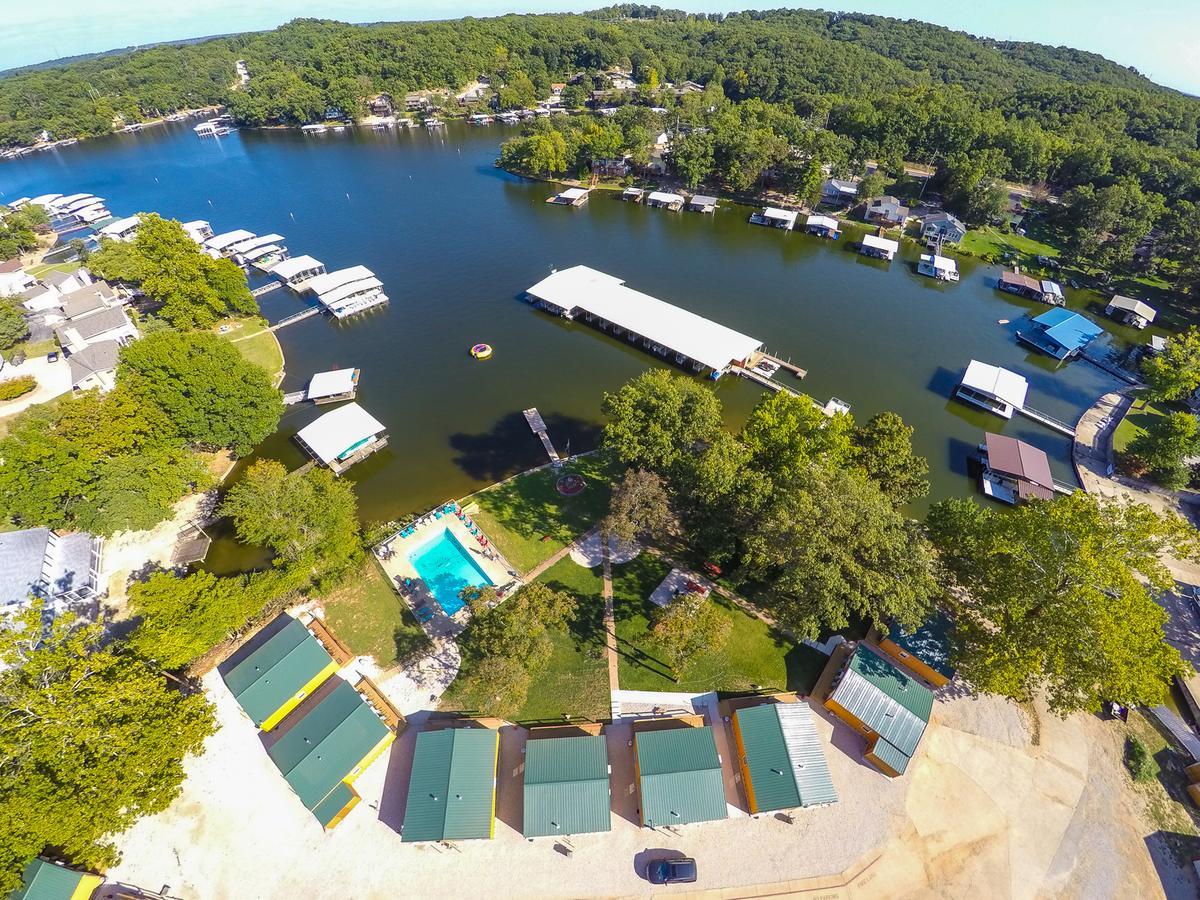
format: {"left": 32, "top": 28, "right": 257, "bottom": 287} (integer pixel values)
{"left": 415, "top": 606, "right": 435, "bottom": 623}
{"left": 434, "top": 510, "right": 442, "bottom": 519}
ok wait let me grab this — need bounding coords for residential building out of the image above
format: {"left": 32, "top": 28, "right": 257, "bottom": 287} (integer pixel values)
{"left": 0, "top": 268, "right": 37, "bottom": 298}
{"left": 821, "top": 178, "right": 859, "bottom": 206}
{"left": 978, "top": 431, "right": 1056, "bottom": 504}
{"left": 874, "top": 613, "right": 956, "bottom": 689}
{"left": 67, "top": 340, "right": 120, "bottom": 392}
{"left": 522, "top": 732, "right": 611, "bottom": 837}
{"left": 0, "top": 527, "right": 104, "bottom": 615}
{"left": 402, "top": 726, "right": 500, "bottom": 842}
{"left": 955, "top": 360, "right": 1028, "bottom": 419}
{"left": 98, "top": 215, "right": 141, "bottom": 242}
{"left": 42, "top": 268, "right": 89, "bottom": 296}
{"left": 731, "top": 698, "right": 837, "bottom": 814}
{"left": 824, "top": 644, "right": 933, "bottom": 778}
{"left": 368, "top": 93, "right": 394, "bottom": 117}
{"left": 1017, "top": 308, "right": 1102, "bottom": 361}
{"left": 591, "top": 156, "right": 631, "bottom": 178}
{"left": 405, "top": 93, "right": 431, "bottom": 111}
{"left": 55, "top": 305, "right": 138, "bottom": 353}
{"left": 60, "top": 281, "right": 119, "bottom": 319}
{"left": 20, "top": 281, "right": 62, "bottom": 312}
{"left": 864, "top": 196, "right": 909, "bottom": 226}
{"left": 919, "top": 211, "right": 967, "bottom": 244}
{"left": 633, "top": 724, "right": 727, "bottom": 827}
{"left": 1105, "top": 295, "right": 1157, "bottom": 329}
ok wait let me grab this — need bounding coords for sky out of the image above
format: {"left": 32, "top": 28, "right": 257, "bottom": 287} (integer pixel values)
{"left": 3, "top": 0, "right": 1198, "bottom": 94}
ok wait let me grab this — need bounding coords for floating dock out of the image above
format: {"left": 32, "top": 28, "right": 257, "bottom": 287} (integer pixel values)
{"left": 523, "top": 407, "right": 561, "bottom": 464}
{"left": 294, "top": 402, "right": 388, "bottom": 475}
{"left": 283, "top": 368, "right": 360, "bottom": 405}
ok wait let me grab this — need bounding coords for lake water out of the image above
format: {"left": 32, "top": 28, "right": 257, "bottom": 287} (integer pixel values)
{"left": 1, "top": 121, "right": 1137, "bottom": 569}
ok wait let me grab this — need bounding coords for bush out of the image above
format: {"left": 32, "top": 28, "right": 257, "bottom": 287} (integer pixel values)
{"left": 1125, "top": 735, "right": 1156, "bottom": 783}
{"left": 0, "top": 374, "right": 35, "bottom": 401}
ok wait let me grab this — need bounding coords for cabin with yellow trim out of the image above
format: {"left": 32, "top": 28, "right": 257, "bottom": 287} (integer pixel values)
{"left": 871, "top": 612, "right": 956, "bottom": 689}
{"left": 729, "top": 694, "right": 838, "bottom": 814}
{"left": 11, "top": 858, "right": 103, "bottom": 900}
{"left": 401, "top": 723, "right": 500, "bottom": 842}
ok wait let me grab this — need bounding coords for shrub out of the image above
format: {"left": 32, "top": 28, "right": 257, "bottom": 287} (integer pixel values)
{"left": 0, "top": 374, "right": 35, "bottom": 401}
{"left": 1125, "top": 735, "right": 1156, "bottom": 783}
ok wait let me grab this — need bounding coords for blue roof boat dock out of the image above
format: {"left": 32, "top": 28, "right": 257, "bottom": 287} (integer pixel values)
{"left": 1016, "top": 308, "right": 1103, "bottom": 361}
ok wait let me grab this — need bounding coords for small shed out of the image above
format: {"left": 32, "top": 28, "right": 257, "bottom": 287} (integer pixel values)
{"left": 402, "top": 726, "right": 500, "bottom": 842}
{"left": 522, "top": 733, "right": 612, "bottom": 837}
{"left": 955, "top": 360, "right": 1028, "bottom": 418}
{"left": 294, "top": 402, "right": 388, "bottom": 474}
{"left": 1105, "top": 295, "right": 1157, "bottom": 329}
{"left": 634, "top": 725, "right": 728, "bottom": 827}
{"left": 732, "top": 699, "right": 837, "bottom": 813}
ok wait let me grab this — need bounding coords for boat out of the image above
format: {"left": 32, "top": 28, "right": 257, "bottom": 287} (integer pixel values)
{"left": 1070, "top": 278, "right": 1080, "bottom": 289}
{"left": 301, "top": 124, "right": 328, "bottom": 134}
{"left": 423, "top": 117, "right": 445, "bottom": 128}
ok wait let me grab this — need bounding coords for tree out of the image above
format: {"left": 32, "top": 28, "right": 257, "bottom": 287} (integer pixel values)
{"left": 0, "top": 604, "right": 214, "bottom": 894}
{"left": 559, "top": 83, "right": 588, "bottom": 110}
{"left": 668, "top": 130, "right": 715, "bottom": 188}
{"left": 219, "top": 460, "right": 362, "bottom": 589}
{"left": 118, "top": 330, "right": 283, "bottom": 455}
{"left": 456, "top": 656, "right": 531, "bottom": 719}
{"left": 1143, "top": 328, "right": 1200, "bottom": 401}
{"left": 602, "top": 468, "right": 673, "bottom": 543}
{"left": 1128, "top": 412, "right": 1199, "bottom": 489}
{"left": 795, "top": 159, "right": 824, "bottom": 209}
{"left": 652, "top": 592, "right": 731, "bottom": 671}
{"left": 852, "top": 412, "right": 930, "bottom": 506}
{"left": 926, "top": 494, "right": 1196, "bottom": 715}
{"left": 740, "top": 468, "right": 937, "bottom": 637}
{"left": 498, "top": 72, "right": 537, "bottom": 110}
{"left": 601, "top": 369, "right": 723, "bottom": 476}
{"left": 739, "top": 391, "right": 853, "bottom": 485}
{"left": 464, "top": 581, "right": 577, "bottom": 665}
{"left": 0, "top": 300, "right": 28, "bottom": 350}
{"left": 856, "top": 168, "right": 887, "bottom": 200}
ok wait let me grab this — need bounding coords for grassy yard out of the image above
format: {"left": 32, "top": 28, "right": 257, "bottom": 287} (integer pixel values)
{"left": 215, "top": 317, "right": 284, "bottom": 379}
{"left": 1113, "top": 392, "right": 1172, "bottom": 453}
{"left": 959, "top": 225, "right": 1062, "bottom": 266}
{"left": 611, "top": 553, "right": 826, "bottom": 695}
{"left": 466, "top": 454, "right": 615, "bottom": 574}
{"left": 25, "top": 261, "right": 81, "bottom": 278}
{"left": 1123, "top": 710, "right": 1200, "bottom": 863}
{"left": 320, "top": 558, "right": 431, "bottom": 669}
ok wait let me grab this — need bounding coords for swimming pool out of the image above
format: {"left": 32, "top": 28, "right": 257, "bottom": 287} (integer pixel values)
{"left": 408, "top": 527, "right": 494, "bottom": 616}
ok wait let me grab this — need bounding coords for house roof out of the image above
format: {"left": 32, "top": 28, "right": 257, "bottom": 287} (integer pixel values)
{"left": 522, "top": 734, "right": 611, "bottom": 837}
{"left": 830, "top": 645, "right": 932, "bottom": 763}
{"left": 635, "top": 726, "right": 728, "bottom": 827}
{"left": 735, "top": 702, "right": 837, "bottom": 812}
{"left": 41, "top": 269, "right": 79, "bottom": 288}
{"left": 826, "top": 178, "right": 858, "bottom": 194}
{"left": 220, "top": 615, "right": 335, "bottom": 728}
{"left": 922, "top": 211, "right": 966, "bottom": 230}
{"left": 56, "top": 306, "right": 130, "bottom": 343}
{"left": 98, "top": 215, "right": 140, "bottom": 238}
{"left": 1031, "top": 308, "right": 1102, "bottom": 352}
{"left": 0, "top": 528, "right": 99, "bottom": 608}
{"left": 1107, "top": 295, "right": 1157, "bottom": 322}
{"left": 295, "top": 402, "right": 386, "bottom": 465}
{"left": 861, "top": 234, "right": 899, "bottom": 253}
{"left": 0, "top": 528, "right": 51, "bottom": 608}
{"left": 12, "top": 858, "right": 99, "bottom": 900}
{"left": 62, "top": 283, "right": 114, "bottom": 319}
{"left": 0, "top": 258, "right": 23, "bottom": 273}
{"left": 984, "top": 432, "right": 1054, "bottom": 498}
{"left": 961, "top": 360, "right": 1028, "bottom": 409}
{"left": 887, "top": 611, "right": 956, "bottom": 679}
{"left": 67, "top": 340, "right": 120, "bottom": 386}
{"left": 271, "top": 255, "right": 323, "bottom": 279}
{"left": 205, "top": 229, "right": 256, "bottom": 251}
{"left": 306, "top": 368, "right": 359, "bottom": 399}
{"left": 690, "top": 195, "right": 718, "bottom": 206}
{"left": 402, "top": 727, "right": 499, "bottom": 841}
{"left": 266, "top": 678, "right": 390, "bottom": 816}
{"left": 526, "top": 265, "right": 763, "bottom": 372}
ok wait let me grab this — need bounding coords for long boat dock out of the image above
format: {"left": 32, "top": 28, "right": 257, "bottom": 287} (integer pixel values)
{"left": 1015, "top": 405, "right": 1076, "bottom": 437}
{"left": 1147, "top": 705, "right": 1200, "bottom": 762}
{"left": 733, "top": 365, "right": 802, "bottom": 397}
{"left": 1080, "top": 348, "right": 1143, "bottom": 386}
{"left": 271, "top": 306, "right": 322, "bottom": 331}
{"left": 523, "top": 407, "right": 561, "bottom": 464}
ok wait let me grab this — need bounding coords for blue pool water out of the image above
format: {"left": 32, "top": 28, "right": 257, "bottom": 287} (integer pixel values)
{"left": 408, "top": 528, "right": 493, "bottom": 616}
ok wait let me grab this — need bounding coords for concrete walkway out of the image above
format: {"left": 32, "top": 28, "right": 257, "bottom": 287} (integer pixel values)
{"left": 522, "top": 526, "right": 598, "bottom": 581}
{"left": 601, "top": 542, "right": 619, "bottom": 702}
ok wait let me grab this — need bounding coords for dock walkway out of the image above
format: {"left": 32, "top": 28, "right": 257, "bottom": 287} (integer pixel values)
{"left": 250, "top": 282, "right": 284, "bottom": 298}
{"left": 1147, "top": 705, "right": 1200, "bottom": 762}
{"left": 1080, "top": 348, "right": 1143, "bottom": 386}
{"left": 1015, "top": 405, "right": 1076, "bottom": 437}
{"left": 759, "top": 352, "right": 807, "bottom": 379}
{"left": 270, "top": 306, "right": 321, "bottom": 331}
{"left": 523, "top": 407, "right": 561, "bottom": 464}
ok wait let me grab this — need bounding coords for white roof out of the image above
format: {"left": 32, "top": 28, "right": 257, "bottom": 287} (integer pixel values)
{"left": 205, "top": 229, "right": 256, "bottom": 251}
{"left": 63, "top": 196, "right": 104, "bottom": 213}
{"left": 243, "top": 244, "right": 283, "bottom": 262}
{"left": 75, "top": 204, "right": 110, "bottom": 222}
{"left": 319, "top": 276, "right": 382, "bottom": 307}
{"left": 98, "top": 215, "right": 139, "bottom": 237}
{"left": 827, "top": 178, "right": 858, "bottom": 193}
{"left": 1108, "top": 295, "right": 1156, "bottom": 322}
{"left": 52, "top": 193, "right": 94, "bottom": 210}
{"left": 557, "top": 188, "right": 589, "bottom": 200}
{"left": 961, "top": 360, "right": 1028, "bottom": 408}
{"left": 229, "top": 233, "right": 285, "bottom": 255}
{"left": 29, "top": 193, "right": 62, "bottom": 207}
{"left": 271, "top": 255, "right": 323, "bottom": 279}
{"left": 182, "top": 219, "right": 210, "bottom": 233}
{"left": 296, "top": 402, "right": 385, "bottom": 465}
{"left": 304, "top": 265, "right": 374, "bottom": 295}
{"left": 1040, "top": 280, "right": 1063, "bottom": 298}
{"left": 762, "top": 207, "right": 797, "bottom": 224}
{"left": 526, "top": 265, "right": 763, "bottom": 372}
{"left": 647, "top": 191, "right": 684, "bottom": 204}
{"left": 307, "top": 368, "right": 358, "bottom": 399}
{"left": 806, "top": 214, "right": 840, "bottom": 230}
{"left": 862, "top": 234, "right": 899, "bottom": 253}
{"left": 921, "top": 253, "right": 956, "bottom": 272}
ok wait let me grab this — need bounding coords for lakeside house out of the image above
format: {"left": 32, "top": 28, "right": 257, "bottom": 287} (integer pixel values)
{"left": 0, "top": 267, "right": 36, "bottom": 298}
{"left": 634, "top": 723, "right": 728, "bottom": 827}
{"left": 1105, "top": 295, "right": 1157, "bottom": 329}
{"left": 805, "top": 214, "right": 841, "bottom": 239}
{"left": 978, "top": 431, "right": 1055, "bottom": 503}
{"left": 549, "top": 187, "right": 590, "bottom": 207}
{"left": 860, "top": 233, "right": 899, "bottom": 261}
{"left": 54, "top": 303, "right": 138, "bottom": 354}
{"left": 525, "top": 265, "right": 764, "bottom": 378}
{"left": 823, "top": 644, "right": 933, "bottom": 778}
{"left": 98, "top": 214, "right": 140, "bottom": 242}
{"left": 20, "top": 267, "right": 94, "bottom": 312}
{"left": 749, "top": 207, "right": 797, "bottom": 230}
{"left": 864, "top": 196, "right": 909, "bottom": 227}
{"left": 522, "top": 731, "right": 612, "bottom": 838}
{"left": 955, "top": 360, "right": 1028, "bottom": 419}
{"left": 1017, "top": 308, "right": 1102, "bottom": 361}
{"left": 0, "top": 527, "right": 104, "bottom": 616}
{"left": 821, "top": 178, "right": 859, "bottom": 206}
{"left": 272, "top": 254, "right": 326, "bottom": 289}
{"left": 873, "top": 613, "right": 956, "bottom": 689}
{"left": 294, "top": 402, "right": 389, "bottom": 474}
{"left": 263, "top": 678, "right": 396, "bottom": 830}
{"left": 67, "top": 340, "right": 120, "bottom": 392}
{"left": 645, "top": 191, "right": 685, "bottom": 211}
{"left": 591, "top": 156, "right": 631, "bottom": 178}
{"left": 730, "top": 697, "right": 838, "bottom": 813}
{"left": 919, "top": 211, "right": 967, "bottom": 244}
{"left": 917, "top": 253, "right": 959, "bottom": 282}
{"left": 369, "top": 93, "right": 394, "bottom": 117}
{"left": 402, "top": 726, "right": 500, "bottom": 842}
{"left": 687, "top": 194, "right": 718, "bottom": 213}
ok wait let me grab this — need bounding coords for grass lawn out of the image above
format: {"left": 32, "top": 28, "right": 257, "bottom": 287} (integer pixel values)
{"left": 215, "top": 317, "right": 283, "bottom": 379}
{"left": 466, "top": 454, "right": 615, "bottom": 574}
{"left": 1123, "top": 710, "right": 1200, "bottom": 862}
{"left": 959, "top": 226, "right": 1061, "bottom": 266}
{"left": 320, "top": 558, "right": 431, "bottom": 669}
{"left": 611, "top": 553, "right": 826, "bottom": 695}
{"left": 1113, "top": 392, "right": 1172, "bottom": 453}
{"left": 25, "top": 261, "right": 81, "bottom": 278}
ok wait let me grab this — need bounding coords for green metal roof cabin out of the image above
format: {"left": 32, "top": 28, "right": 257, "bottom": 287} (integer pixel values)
{"left": 522, "top": 734, "right": 612, "bottom": 837}
{"left": 634, "top": 726, "right": 728, "bottom": 827}
{"left": 879, "top": 612, "right": 956, "bottom": 687}
{"left": 220, "top": 614, "right": 339, "bottom": 731}
{"left": 10, "top": 859, "right": 102, "bottom": 900}
{"left": 402, "top": 727, "right": 500, "bottom": 842}
{"left": 266, "top": 678, "right": 395, "bottom": 828}
{"left": 732, "top": 701, "right": 838, "bottom": 813}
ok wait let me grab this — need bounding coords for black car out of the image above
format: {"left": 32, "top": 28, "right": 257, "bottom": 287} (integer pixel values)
{"left": 647, "top": 858, "right": 697, "bottom": 885}
{"left": 47, "top": 350, "right": 59, "bottom": 363}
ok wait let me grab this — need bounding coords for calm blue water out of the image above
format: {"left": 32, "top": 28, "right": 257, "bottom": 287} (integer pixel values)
{"left": 407, "top": 527, "right": 493, "bottom": 615}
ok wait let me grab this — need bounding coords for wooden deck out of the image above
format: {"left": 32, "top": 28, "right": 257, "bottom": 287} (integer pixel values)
{"left": 523, "top": 407, "right": 561, "bottom": 463}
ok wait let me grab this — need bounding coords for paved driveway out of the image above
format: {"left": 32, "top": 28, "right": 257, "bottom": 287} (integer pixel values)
{"left": 0, "top": 353, "right": 72, "bottom": 419}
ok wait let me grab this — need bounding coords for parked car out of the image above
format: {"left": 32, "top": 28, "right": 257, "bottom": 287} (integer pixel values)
{"left": 647, "top": 858, "right": 697, "bottom": 885}
{"left": 47, "top": 350, "right": 59, "bottom": 363}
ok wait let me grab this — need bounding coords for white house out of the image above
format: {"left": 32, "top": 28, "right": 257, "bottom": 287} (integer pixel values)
{"left": 821, "top": 178, "right": 859, "bottom": 206}
{"left": 55, "top": 306, "right": 139, "bottom": 353}
{"left": 67, "top": 340, "right": 121, "bottom": 393}
{"left": 0, "top": 527, "right": 104, "bottom": 616}
{"left": 920, "top": 212, "right": 967, "bottom": 244}
{"left": 0, "top": 269, "right": 36, "bottom": 297}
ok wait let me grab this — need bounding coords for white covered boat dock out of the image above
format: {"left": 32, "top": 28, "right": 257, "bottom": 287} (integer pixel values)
{"left": 271, "top": 255, "right": 326, "bottom": 288}
{"left": 294, "top": 402, "right": 388, "bottom": 474}
{"left": 526, "top": 265, "right": 763, "bottom": 377}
